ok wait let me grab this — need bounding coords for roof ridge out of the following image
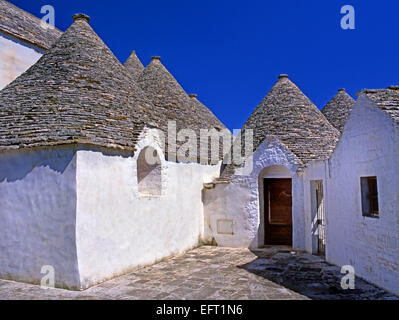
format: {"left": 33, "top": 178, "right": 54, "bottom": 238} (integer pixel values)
{"left": 0, "top": 0, "right": 63, "bottom": 50}
{"left": 3, "top": 0, "right": 61, "bottom": 30}
{"left": 358, "top": 87, "right": 399, "bottom": 126}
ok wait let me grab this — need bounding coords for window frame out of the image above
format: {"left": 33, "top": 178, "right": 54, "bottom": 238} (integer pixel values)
{"left": 360, "top": 176, "right": 379, "bottom": 219}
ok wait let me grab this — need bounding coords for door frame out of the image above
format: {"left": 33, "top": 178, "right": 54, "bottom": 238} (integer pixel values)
{"left": 310, "top": 180, "right": 326, "bottom": 255}
{"left": 257, "top": 165, "right": 293, "bottom": 248}
{"left": 263, "top": 178, "right": 293, "bottom": 246}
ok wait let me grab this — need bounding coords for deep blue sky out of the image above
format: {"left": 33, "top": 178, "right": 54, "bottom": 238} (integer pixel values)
{"left": 9, "top": 0, "right": 399, "bottom": 130}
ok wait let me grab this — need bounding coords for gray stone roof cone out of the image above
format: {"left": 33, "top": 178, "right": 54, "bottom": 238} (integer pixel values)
{"left": 188, "top": 94, "right": 227, "bottom": 132}
{"left": 137, "top": 56, "right": 199, "bottom": 131}
{"left": 137, "top": 56, "right": 229, "bottom": 162}
{"left": 138, "top": 56, "right": 228, "bottom": 132}
{"left": 124, "top": 50, "right": 145, "bottom": 81}
{"left": 0, "top": 14, "right": 157, "bottom": 152}
{"left": 220, "top": 75, "right": 340, "bottom": 179}
{"left": 242, "top": 75, "right": 339, "bottom": 162}
{"left": 321, "top": 88, "right": 355, "bottom": 133}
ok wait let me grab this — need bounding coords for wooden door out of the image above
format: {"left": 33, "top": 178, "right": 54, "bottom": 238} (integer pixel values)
{"left": 264, "top": 178, "right": 292, "bottom": 245}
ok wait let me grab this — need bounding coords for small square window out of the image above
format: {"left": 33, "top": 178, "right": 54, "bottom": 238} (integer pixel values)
{"left": 360, "top": 177, "right": 379, "bottom": 218}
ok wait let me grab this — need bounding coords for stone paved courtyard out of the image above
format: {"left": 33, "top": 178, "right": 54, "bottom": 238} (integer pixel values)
{"left": 0, "top": 246, "right": 397, "bottom": 300}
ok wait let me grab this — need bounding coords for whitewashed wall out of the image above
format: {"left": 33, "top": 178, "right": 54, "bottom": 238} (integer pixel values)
{"left": 203, "top": 137, "right": 306, "bottom": 250}
{"left": 0, "top": 33, "right": 43, "bottom": 90}
{"left": 326, "top": 95, "right": 399, "bottom": 295}
{"left": 75, "top": 129, "right": 221, "bottom": 289}
{"left": 0, "top": 146, "right": 80, "bottom": 289}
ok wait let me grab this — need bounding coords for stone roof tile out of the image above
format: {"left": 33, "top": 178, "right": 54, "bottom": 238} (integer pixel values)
{"left": 0, "top": 14, "right": 157, "bottom": 152}
{"left": 321, "top": 89, "right": 355, "bottom": 133}
{"left": 220, "top": 75, "right": 340, "bottom": 180}
{"left": 124, "top": 50, "right": 144, "bottom": 81}
{"left": 137, "top": 56, "right": 198, "bottom": 131}
{"left": 137, "top": 57, "right": 229, "bottom": 162}
{"left": 358, "top": 86, "right": 399, "bottom": 125}
{"left": 0, "top": 0, "right": 62, "bottom": 50}
{"left": 188, "top": 94, "right": 227, "bottom": 131}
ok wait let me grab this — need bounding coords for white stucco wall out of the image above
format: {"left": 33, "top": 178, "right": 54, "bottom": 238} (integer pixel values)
{"left": 75, "top": 129, "right": 221, "bottom": 288}
{"left": 0, "top": 146, "right": 80, "bottom": 289}
{"left": 203, "top": 137, "right": 306, "bottom": 250}
{"left": 326, "top": 95, "right": 399, "bottom": 295}
{"left": 0, "top": 33, "right": 43, "bottom": 90}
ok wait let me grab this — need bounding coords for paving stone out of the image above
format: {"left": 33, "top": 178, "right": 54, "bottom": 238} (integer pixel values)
{"left": 0, "top": 246, "right": 397, "bottom": 300}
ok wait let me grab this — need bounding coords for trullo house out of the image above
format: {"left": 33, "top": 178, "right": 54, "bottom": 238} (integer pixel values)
{"left": 0, "top": 1, "right": 398, "bottom": 295}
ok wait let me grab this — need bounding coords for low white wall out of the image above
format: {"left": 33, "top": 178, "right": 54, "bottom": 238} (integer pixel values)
{"left": 0, "top": 146, "right": 80, "bottom": 289}
{"left": 75, "top": 133, "right": 220, "bottom": 288}
{"left": 326, "top": 96, "right": 399, "bottom": 295}
{"left": 0, "top": 33, "right": 43, "bottom": 90}
{"left": 203, "top": 137, "right": 306, "bottom": 250}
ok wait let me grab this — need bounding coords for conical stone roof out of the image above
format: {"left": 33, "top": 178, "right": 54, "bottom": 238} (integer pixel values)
{"left": 124, "top": 50, "right": 144, "bottom": 81}
{"left": 321, "top": 89, "right": 355, "bottom": 133}
{"left": 0, "top": 14, "right": 157, "bottom": 152}
{"left": 220, "top": 75, "right": 340, "bottom": 179}
{"left": 188, "top": 94, "right": 227, "bottom": 131}
{"left": 188, "top": 94, "right": 230, "bottom": 163}
{"left": 137, "top": 57, "right": 229, "bottom": 162}
{"left": 137, "top": 56, "right": 198, "bottom": 131}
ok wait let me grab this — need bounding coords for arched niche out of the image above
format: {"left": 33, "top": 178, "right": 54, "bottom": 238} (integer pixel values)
{"left": 137, "top": 146, "right": 162, "bottom": 196}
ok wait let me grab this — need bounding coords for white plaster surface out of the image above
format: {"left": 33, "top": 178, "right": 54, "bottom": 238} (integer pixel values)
{"left": 326, "top": 96, "right": 399, "bottom": 295}
{"left": 0, "top": 33, "right": 43, "bottom": 90}
{"left": 203, "top": 137, "right": 306, "bottom": 250}
{"left": 75, "top": 129, "right": 221, "bottom": 288}
{"left": 0, "top": 129, "right": 220, "bottom": 289}
{"left": 0, "top": 146, "right": 80, "bottom": 289}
